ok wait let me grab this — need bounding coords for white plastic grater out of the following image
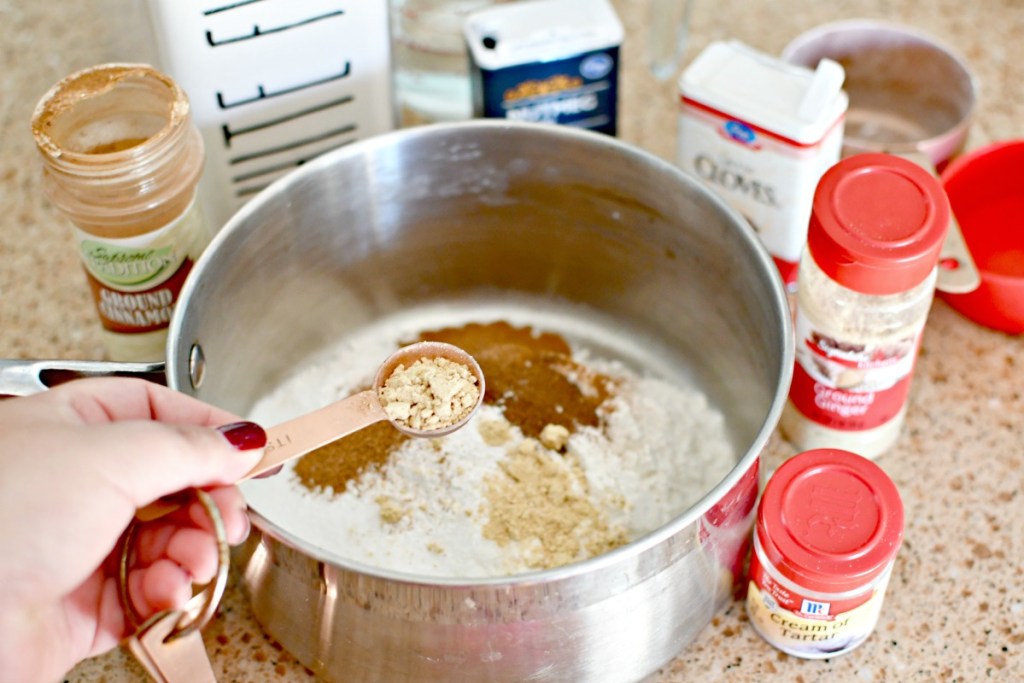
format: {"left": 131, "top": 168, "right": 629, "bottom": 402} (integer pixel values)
{"left": 142, "top": 0, "right": 395, "bottom": 231}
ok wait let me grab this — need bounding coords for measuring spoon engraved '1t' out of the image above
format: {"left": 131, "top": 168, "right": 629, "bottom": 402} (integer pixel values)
{"left": 242, "top": 341, "right": 484, "bottom": 480}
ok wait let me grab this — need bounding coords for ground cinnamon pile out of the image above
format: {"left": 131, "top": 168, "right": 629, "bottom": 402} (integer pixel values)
{"left": 293, "top": 421, "right": 407, "bottom": 494}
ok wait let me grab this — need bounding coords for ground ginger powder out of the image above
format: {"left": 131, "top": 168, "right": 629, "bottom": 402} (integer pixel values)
{"left": 379, "top": 356, "right": 480, "bottom": 432}
{"left": 483, "top": 436, "right": 628, "bottom": 570}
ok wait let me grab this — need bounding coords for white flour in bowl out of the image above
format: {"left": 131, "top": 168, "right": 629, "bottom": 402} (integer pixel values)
{"left": 241, "top": 313, "right": 736, "bottom": 579}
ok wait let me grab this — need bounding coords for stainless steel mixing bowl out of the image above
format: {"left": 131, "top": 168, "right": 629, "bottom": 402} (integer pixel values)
{"left": 167, "top": 121, "right": 792, "bottom": 682}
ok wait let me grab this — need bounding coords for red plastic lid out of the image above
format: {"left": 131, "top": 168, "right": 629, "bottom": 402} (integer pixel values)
{"left": 808, "top": 153, "right": 950, "bottom": 295}
{"left": 756, "top": 448, "right": 904, "bottom": 594}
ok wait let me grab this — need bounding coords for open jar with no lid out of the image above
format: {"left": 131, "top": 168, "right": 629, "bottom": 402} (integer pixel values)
{"left": 32, "top": 63, "right": 210, "bottom": 361}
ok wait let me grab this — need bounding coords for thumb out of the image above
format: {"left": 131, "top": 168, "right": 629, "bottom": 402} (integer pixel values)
{"left": 84, "top": 420, "right": 266, "bottom": 510}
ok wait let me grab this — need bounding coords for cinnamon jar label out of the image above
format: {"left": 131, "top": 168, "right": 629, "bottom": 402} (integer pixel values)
{"left": 788, "top": 310, "right": 922, "bottom": 431}
{"left": 74, "top": 199, "right": 208, "bottom": 335}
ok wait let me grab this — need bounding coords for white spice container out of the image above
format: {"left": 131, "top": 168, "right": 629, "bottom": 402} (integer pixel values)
{"left": 677, "top": 41, "right": 847, "bottom": 287}
{"left": 464, "top": 0, "right": 623, "bottom": 136}
{"left": 779, "top": 154, "right": 950, "bottom": 459}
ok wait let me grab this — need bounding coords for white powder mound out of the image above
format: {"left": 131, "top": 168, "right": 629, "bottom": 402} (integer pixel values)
{"left": 248, "top": 403, "right": 517, "bottom": 575}
{"left": 574, "top": 368, "right": 734, "bottom": 536}
{"left": 241, "top": 323, "right": 736, "bottom": 579}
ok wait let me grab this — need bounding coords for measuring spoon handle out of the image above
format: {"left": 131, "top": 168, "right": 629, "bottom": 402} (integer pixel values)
{"left": 243, "top": 389, "right": 387, "bottom": 480}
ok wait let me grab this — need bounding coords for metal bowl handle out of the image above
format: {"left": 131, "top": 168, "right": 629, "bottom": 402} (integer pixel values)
{"left": 0, "top": 359, "right": 166, "bottom": 397}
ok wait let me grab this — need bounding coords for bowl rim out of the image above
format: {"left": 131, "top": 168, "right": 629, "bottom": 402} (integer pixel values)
{"left": 941, "top": 138, "right": 1024, "bottom": 287}
{"left": 780, "top": 17, "right": 978, "bottom": 157}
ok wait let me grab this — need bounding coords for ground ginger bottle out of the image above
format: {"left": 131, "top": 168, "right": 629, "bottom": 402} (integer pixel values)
{"left": 779, "top": 153, "right": 949, "bottom": 459}
{"left": 31, "top": 64, "right": 210, "bottom": 361}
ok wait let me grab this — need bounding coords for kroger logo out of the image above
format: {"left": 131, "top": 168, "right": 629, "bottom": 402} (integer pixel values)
{"left": 723, "top": 120, "right": 758, "bottom": 146}
{"left": 580, "top": 53, "right": 614, "bottom": 80}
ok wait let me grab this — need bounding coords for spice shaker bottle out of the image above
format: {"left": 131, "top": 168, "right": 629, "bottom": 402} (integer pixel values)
{"left": 779, "top": 153, "right": 950, "bottom": 458}
{"left": 677, "top": 41, "right": 848, "bottom": 287}
{"left": 746, "top": 448, "right": 905, "bottom": 659}
{"left": 31, "top": 64, "right": 210, "bottom": 362}
{"left": 464, "top": 0, "right": 623, "bottom": 136}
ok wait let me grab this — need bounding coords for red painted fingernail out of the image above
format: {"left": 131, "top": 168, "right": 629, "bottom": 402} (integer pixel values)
{"left": 217, "top": 421, "right": 267, "bottom": 451}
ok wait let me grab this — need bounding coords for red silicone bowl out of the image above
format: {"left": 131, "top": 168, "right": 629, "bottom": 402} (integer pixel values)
{"left": 938, "top": 140, "right": 1024, "bottom": 334}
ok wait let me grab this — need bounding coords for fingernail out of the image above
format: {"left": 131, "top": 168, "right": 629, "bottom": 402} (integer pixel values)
{"left": 254, "top": 465, "right": 282, "bottom": 479}
{"left": 217, "top": 421, "right": 267, "bottom": 451}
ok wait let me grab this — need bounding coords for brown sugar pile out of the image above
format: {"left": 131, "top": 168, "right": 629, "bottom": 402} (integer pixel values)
{"left": 416, "top": 321, "right": 618, "bottom": 440}
{"left": 378, "top": 356, "right": 480, "bottom": 432}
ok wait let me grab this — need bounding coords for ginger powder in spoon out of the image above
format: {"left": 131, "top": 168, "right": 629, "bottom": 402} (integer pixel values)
{"left": 379, "top": 357, "right": 481, "bottom": 432}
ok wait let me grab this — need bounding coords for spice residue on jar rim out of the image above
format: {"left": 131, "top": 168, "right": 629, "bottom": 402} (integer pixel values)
{"left": 31, "top": 63, "right": 187, "bottom": 159}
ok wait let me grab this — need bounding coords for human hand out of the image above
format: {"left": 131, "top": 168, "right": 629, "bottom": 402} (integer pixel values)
{"left": 0, "top": 378, "right": 266, "bottom": 683}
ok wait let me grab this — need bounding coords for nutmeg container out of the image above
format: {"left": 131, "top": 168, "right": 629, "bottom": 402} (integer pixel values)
{"left": 465, "top": 0, "right": 623, "bottom": 135}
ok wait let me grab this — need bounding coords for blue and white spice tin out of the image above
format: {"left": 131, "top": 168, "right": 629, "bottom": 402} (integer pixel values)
{"left": 464, "top": 0, "right": 623, "bottom": 135}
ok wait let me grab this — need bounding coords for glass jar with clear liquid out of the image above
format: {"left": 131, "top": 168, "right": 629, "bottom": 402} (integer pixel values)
{"left": 390, "top": 0, "right": 514, "bottom": 125}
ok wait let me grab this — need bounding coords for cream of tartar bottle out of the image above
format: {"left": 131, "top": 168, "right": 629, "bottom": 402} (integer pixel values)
{"left": 32, "top": 64, "right": 209, "bottom": 362}
{"left": 747, "top": 448, "right": 905, "bottom": 659}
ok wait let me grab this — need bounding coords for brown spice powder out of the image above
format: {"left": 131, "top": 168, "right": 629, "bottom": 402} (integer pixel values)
{"left": 482, "top": 438, "right": 628, "bottom": 570}
{"left": 293, "top": 421, "right": 407, "bottom": 494}
{"left": 416, "top": 321, "right": 617, "bottom": 440}
{"left": 376, "top": 495, "right": 406, "bottom": 525}
{"left": 86, "top": 137, "right": 149, "bottom": 154}
{"left": 478, "top": 417, "right": 514, "bottom": 446}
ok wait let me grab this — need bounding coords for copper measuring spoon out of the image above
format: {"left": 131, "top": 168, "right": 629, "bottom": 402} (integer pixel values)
{"left": 119, "top": 343, "right": 483, "bottom": 679}
{"left": 136, "top": 341, "right": 484, "bottom": 522}
{"left": 242, "top": 340, "right": 485, "bottom": 479}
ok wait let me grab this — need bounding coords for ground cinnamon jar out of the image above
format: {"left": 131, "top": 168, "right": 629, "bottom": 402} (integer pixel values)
{"left": 32, "top": 64, "right": 209, "bottom": 361}
{"left": 746, "top": 448, "right": 905, "bottom": 659}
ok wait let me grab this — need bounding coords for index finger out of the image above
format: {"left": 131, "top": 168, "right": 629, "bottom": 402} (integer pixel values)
{"left": 45, "top": 377, "right": 241, "bottom": 427}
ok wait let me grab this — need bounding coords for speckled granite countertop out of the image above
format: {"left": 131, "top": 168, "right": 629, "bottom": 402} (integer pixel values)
{"left": 1, "top": 0, "right": 1022, "bottom": 681}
